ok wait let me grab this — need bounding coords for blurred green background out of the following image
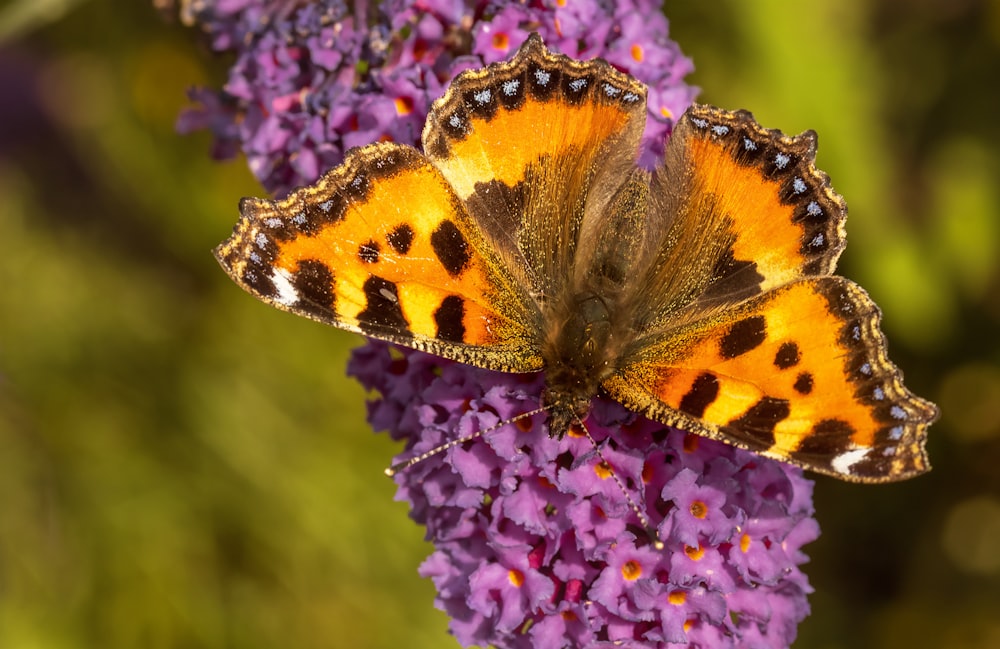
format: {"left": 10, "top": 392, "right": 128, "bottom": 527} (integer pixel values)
{"left": 1, "top": 1, "right": 998, "bottom": 647}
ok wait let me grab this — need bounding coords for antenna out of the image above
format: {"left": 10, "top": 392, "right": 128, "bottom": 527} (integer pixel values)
{"left": 570, "top": 412, "right": 664, "bottom": 550}
{"left": 384, "top": 406, "right": 548, "bottom": 476}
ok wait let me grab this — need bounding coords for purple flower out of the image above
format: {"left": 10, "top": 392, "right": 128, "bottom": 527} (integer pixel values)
{"left": 175, "top": 2, "right": 818, "bottom": 646}
{"left": 347, "top": 342, "right": 819, "bottom": 649}
{"left": 173, "top": 0, "right": 697, "bottom": 194}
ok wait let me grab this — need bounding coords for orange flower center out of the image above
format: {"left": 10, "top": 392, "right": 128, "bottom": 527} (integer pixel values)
{"left": 394, "top": 97, "right": 414, "bottom": 116}
{"left": 621, "top": 560, "right": 642, "bottom": 580}
{"left": 684, "top": 544, "right": 704, "bottom": 561}
{"left": 690, "top": 500, "right": 707, "bottom": 519}
{"left": 594, "top": 461, "right": 613, "bottom": 480}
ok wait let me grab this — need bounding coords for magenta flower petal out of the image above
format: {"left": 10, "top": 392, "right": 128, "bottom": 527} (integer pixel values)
{"left": 660, "top": 468, "right": 742, "bottom": 547}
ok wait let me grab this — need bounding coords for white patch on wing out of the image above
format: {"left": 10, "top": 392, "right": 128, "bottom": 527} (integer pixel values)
{"left": 831, "top": 448, "right": 869, "bottom": 475}
{"left": 270, "top": 268, "right": 299, "bottom": 306}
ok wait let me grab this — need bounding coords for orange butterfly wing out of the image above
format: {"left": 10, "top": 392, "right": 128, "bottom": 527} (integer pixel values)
{"left": 422, "top": 34, "right": 649, "bottom": 301}
{"left": 605, "top": 277, "right": 936, "bottom": 481}
{"left": 215, "top": 143, "right": 541, "bottom": 371}
{"left": 601, "top": 107, "right": 937, "bottom": 481}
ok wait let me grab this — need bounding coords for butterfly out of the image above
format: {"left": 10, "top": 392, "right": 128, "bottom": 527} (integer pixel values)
{"left": 215, "top": 34, "right": 937, "bottom": 483}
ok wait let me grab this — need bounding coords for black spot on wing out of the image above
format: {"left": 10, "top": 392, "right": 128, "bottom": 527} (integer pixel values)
{"left": 794, "top": 372, "right": 814, "bottom": 395}
{"left": 497, "top": 73, "right": 527, "bottom": 111}
{"left": 386, "top": 224, "right": 415, "bottom": 254}
{"left": 724, "top": 397, "right": 790, "bottom": 449}
{"left": 702, "top": 248, "right": 764, "bottom": 302}
{"left": 434, "top": 295, "right": 466, "bottom": 343}
{"left": 778, "top": 174, "right": 812, "bottom": 205}
{"left": 815, "top": 279, "right": 875, "bottom": 382}
{"left": 465, "top": 179, "right": 525, "bottom": 247}
{"left": 358, "top": 240, "right": 380, "bottom": 264}
{"left": 424, "top": 131, "right": 450, "bottom": 160}
{"left": 560, "top": 73, "right": 596, "bottom": 105}
{"left": 679, "top": 373, "right": 719, "bottom": 418}
{"left": 431, "top": 220, "right": 472, "bottom": 277}
{"left": 225, "top": 225, "right": 281, "bottom": 294}
{"left": 343, "top": 170, "right": 371, "bottom": 200}
{"left": 440, "top": 107, "right": 471, "bottom": 141}
{"left": 240, "top": 266, "right": 276, "bottom": 299}
{"left": 297, "top": 194, "right": 347, "bottom": 236}
{"left": 238, "top": 198, "right": 292, "bottom": 244}
{"left": 773, "top": 342, "right": 800, "bottom": 369}
{"left": 761, "top": 146, "right": 803, "bottom": 181}
{"left": 731, "top": 133, "right": 766, "bottom": 167}
{"left": 292, "top": 259, "right": 336, "bottom": 317}
{"left": 217, "top": 219, "right": 282, "bottom": 301}
{"left": 719, "top": 315, "right": 767, "bottom": 359}
{"left": 357, "top": 275, "right": 409, "bottom": 336}
{"left": 795, "top": 418, "right": 855, "bottom": 456}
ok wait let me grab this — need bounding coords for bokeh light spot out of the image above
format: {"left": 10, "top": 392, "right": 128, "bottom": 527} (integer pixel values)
{"left": 939, "top": 362, "right": 1000, "bottom": 441}
{"left": 942, "top": 496, "right": 1000, "bottom": 575}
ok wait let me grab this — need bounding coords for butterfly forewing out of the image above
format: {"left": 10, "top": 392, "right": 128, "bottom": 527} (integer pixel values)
{"left": 423, "top": 34, "right": 648, "bottom": 303}
{"left": 639, "top": 106, "right": 849, "bottom": 326}
{"left": 215, "top": 143, "right": 541, "bottom": 372}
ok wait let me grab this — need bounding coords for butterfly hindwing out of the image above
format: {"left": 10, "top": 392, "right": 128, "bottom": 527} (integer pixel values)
{"left": 215, "top": 143, "right": 542, "bottom": 372}
{"left": 604, "top": 276, "right": 936, "bottom": 481}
